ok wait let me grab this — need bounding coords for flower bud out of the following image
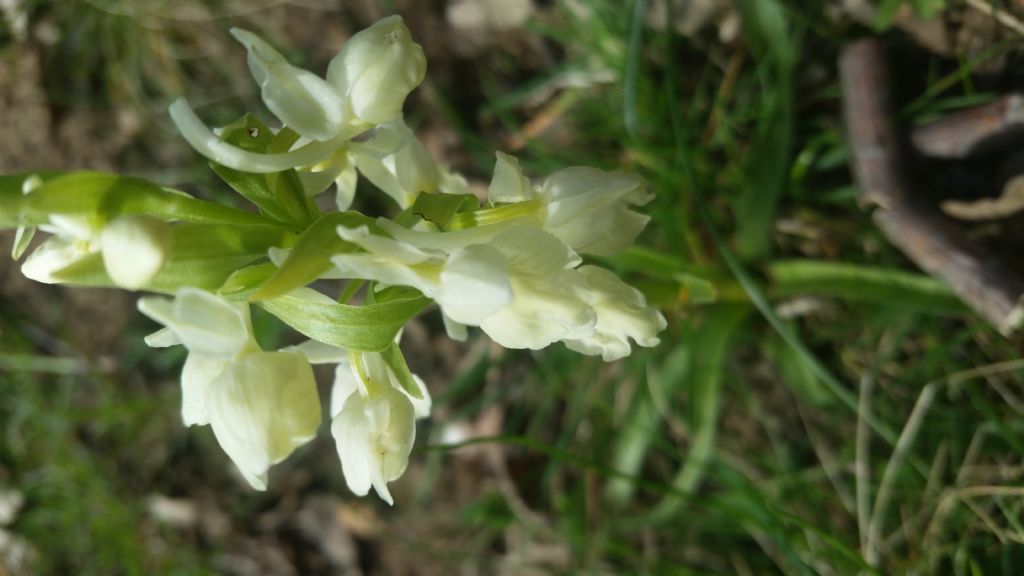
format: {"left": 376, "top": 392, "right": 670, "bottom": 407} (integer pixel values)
{"left": 327, "top": 15, "right": 426, "bottom": 126}
{"left": 101, "top": 216, "right": 172, "bottom": 290}
{"left": 21, "top": 214, "right": 103, "bottom": 284}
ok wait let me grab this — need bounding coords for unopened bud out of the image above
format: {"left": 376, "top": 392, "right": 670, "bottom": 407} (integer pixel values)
{"left": 327, "top": 16, "right": 426, "bottom": 126}
{"left": 101, "top": 216, "right": 172, "bottom": 289}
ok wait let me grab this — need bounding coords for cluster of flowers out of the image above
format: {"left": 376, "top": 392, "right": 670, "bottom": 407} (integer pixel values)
{"left": 8, "top": 16, "right": 665, "bottom": 504}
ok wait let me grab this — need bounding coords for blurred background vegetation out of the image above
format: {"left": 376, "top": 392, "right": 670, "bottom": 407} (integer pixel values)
{"left": 3, "top": 0, "right": 1024, "bottom": 574}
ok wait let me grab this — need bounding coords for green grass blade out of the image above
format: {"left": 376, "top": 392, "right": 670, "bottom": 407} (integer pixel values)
{"left": 660, "top": 20, "right": 898, "bottom": 445}
{"left": 768, "top": 259, "right": 967, "bottom": 315}
{"left": 733, "top": 0, "right": 797, "bottom": 261}
{"left": 605, "top": 347, "right": 690, "bottom": 506}
{"left": 647, "top": 304, "right": 748, "bottom": 523}
{"left": 623, "top": 0, "right": 647, "bottom": 137}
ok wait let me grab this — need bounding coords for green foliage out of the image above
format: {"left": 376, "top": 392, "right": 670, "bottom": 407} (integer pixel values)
{"left": 258, "top": 289, "right": 429, "bottom": 352}
{"left": 53, "top": 223, "right": 287, "bottom": 292}
{"left": 380, "top": 342, "right": 424, "bottom": 400}
{"left": 210, "top": 116, "right": 319, "bottom": 228}
{"left": 251, "top": 212, "right": 370, "bottom": 301}
{"left": 0, "top": 311, "right": 215, "bottom": 575}
{"left": 768, "top": 259, "right": 966, "bottom": 315}
{"left": 406, "top": 191, "right": 480, "bottom": 230}
{"left": 876, "top": 0, "right": 947, "bottom": 29}
{"left": 0, "top": 172, "right": 274, "bottom": 228}
{"left": 733, "top": 0, "right": 798, "bottom": 260}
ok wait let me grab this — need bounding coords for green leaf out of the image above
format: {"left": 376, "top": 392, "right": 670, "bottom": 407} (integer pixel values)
{"left": 733, "top": 0, "right": 797, "bottom": 261}
{"left": 218, "top": 263, "right": 278, "bottom": 300}
{"left": 606, "top": 347, "right": 689, "bottom": 506}
{"left": 769, "top": 329, "right": 832, "bottom": 406}
{"left": 259, "top": 290, "right": 431, "bottom": 352}
{"left": 371, "top": 285, "right": 426, "bottom": 304}
{"left": 674, "top": 272, "right": 717, "bottom": 304}
{"left": 51, "top": 224, "right": 284, "bottom": 292}
{"left": 874, "top": 0, "right": 903, "bottom": 29}
{"left": 767, "top": 259, "right": 966, "bottom": 315}
{"left": 0, "top": 171, "right": 275, "bottom": 228}
{"left": 380, "top": 342, "right": 424, "bottom": 400}
{"left": 11, "top": 226, "right": 35, "bottom": 259}
{"left": 0, "top": 171, "right": 63, "bottom": 194}
{"left": 252, "top": 211, "right": 372, "bottom": 301}
{"left": 408, "top": 192, "right": 480, "bottom": 229}
{"left": 266, "top": 127, "right": 320, "bottom": 224}
{"left": 210, "top": 116, "right": 318, "bottom": 227}
{"left": 606, "top": 246, "right": 688, "bottom": 278}
{"left": 649, "top": 304, "right": 748, "bottom": 523}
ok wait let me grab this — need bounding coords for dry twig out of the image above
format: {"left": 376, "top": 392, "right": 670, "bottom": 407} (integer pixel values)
{"left": 839, "top": 39, "right": 1024, "bottom": 335}
{"left": 911, "top": 93, "right": 1024, "bottom": 159}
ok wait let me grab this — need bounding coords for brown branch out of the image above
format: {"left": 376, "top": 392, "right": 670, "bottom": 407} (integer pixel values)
{"left": 840, "top": 39, "right": 1024, "bottom": 335}
{"left": 911, "top": 94, "right": 1024, "bottom": 159}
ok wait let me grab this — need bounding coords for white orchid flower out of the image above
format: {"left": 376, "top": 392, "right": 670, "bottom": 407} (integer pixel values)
{"left": 487, "top": 151, "right": 534, "bottom": 204}
{"left": 22, "top": 214, "right": 170, "bottom": 290}
{"left": 564, "top": 265, "right": 668, "bottom": 361}
{"left": 485, "top": 153, "right": 653, "bottom": 255}
{"left": 296, "top": 149, "right": 360, "bottom": 210}
{"left": 466, "top": 226, "right": 595, "bottom": 349}
{"left": 332, "top": 222, "right": 506, "bottom": 322}
{"left": 169, "top": 15, "right": 426, "bottom": 174}
{"left": 382, "top": 222, "right": 596, "bottom": 349}
{"left": 541, "top": 167, "right": 653, "bottom": 255}
{"left": 332, "top": 225, "right": 446, "bottom": 295}
{"left": 205, "top": 350, "right": 321, "bottom": 490}
{"left": 138, "top": 288, "right": 321, "bottom": 490}
{"left": 294, "top": 118, "right": 439, "bottom": 209}
{"left": 348, "top": 118, "right": 440, "bottom": 208}
{"left": 326, "top": 15, "right": 427, "bottom": 126}
{"left": 20, "top": 219, "right": 99, "bottom": 284}
{"left": 334, "top": 220, "right": 510, "bottom": 342}
{"left": 282, "top": 334, "right": 430, "bottom": 505}
{"left": 330, "top": 350, "right": 429, "bottom": 505}
{"left": 335, "top": 221, "right": 595, "bottom": 350}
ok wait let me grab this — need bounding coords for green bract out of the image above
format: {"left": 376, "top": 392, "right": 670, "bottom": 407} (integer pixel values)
{"left": 1, "top": 15, "right": 665, "bottom": 504}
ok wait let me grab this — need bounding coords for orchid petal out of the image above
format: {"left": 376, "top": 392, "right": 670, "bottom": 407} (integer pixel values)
{"left": 137, "top": 288, "right": 253, "bottom": 358}
{"left": 206, "top": 350, "right": 321, "bottom": 490}
{"left": 231, "top": 28, "right": 346, "bottom": 142}
{"left": 170, "top": 99, "right": 344, "bottom": 173}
